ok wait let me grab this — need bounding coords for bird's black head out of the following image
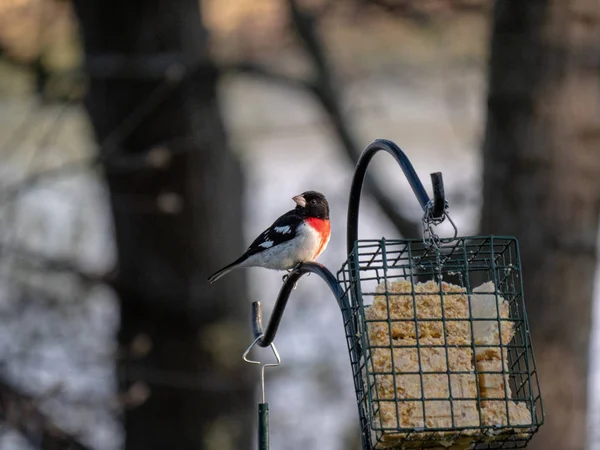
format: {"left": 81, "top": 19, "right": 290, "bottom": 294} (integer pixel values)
{"left": 292, "top": 191, "right": 329, "bottom": 220}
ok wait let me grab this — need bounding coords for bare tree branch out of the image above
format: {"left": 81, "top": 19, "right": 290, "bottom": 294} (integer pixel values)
{"left": 2, "top": 18, "right": 422, "bottom": 244}
{"left": 288, "top": 0, "right": 422, "bottom": 239}
{"left": 223, "top": 64, "right": 421, "bottom": 239}
{"left": 0, "top": 72, "right": 182, "bottom": 209}
{"left": 221, "top": 1, "right": 423, "bottom": 239}
{"left": 0, "top": 379, "right": 90, "bottom": 450}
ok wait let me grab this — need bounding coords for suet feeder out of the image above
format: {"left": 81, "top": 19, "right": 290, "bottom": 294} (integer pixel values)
{"left": 244, "top": 139, "right": 543, "bottom": 450}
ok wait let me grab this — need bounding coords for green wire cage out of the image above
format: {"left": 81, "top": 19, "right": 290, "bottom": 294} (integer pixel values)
{"left": 338, "top": 236, "right": 543, "bottom": 449}
{"left": 245, "top": 139, "right": 543, "bottom": 450}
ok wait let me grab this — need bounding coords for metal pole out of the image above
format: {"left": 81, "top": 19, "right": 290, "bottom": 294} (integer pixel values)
{"left": 258, "top": 403, "right": 269, "bottom": 450}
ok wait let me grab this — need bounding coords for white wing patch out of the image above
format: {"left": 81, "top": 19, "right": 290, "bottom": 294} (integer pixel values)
{"left": 274, "top": 225, "right": 292, "bottom": 234}
{"left": 259, "top": 240, "right": 274, "bottom": 249}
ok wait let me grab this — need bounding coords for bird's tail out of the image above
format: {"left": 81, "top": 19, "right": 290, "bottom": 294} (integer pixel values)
{"left": 207, "top": 255, "right": 247, "bottom": 283}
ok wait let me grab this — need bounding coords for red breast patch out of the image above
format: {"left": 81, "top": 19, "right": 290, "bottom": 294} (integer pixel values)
{"left": 306, "top": 217, "right": 331, "bottom": 259}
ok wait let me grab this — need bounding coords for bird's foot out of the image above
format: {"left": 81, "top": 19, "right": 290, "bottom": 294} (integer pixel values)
{"left": 294, "top": 262, "right": 311, "bottom": 277}
{"left": 282, "top": 269, "right": 293, "bottom": 283}
{"left": 282, "top": 265, "right": 302, "bottom": 290}
{"left": 281, "top": 274, "right": 299, "bottom": 290}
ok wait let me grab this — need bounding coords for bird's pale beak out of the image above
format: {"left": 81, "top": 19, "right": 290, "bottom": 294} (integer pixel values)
{"left": 293, "top": 194, "right": 306, "bottom": 208}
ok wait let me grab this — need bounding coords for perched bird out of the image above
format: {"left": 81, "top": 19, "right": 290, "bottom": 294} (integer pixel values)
{"left": 208, "top": 191, "right": 330, "bottom": 283}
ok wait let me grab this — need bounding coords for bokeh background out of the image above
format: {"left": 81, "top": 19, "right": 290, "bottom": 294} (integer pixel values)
{"left": 0, "top": 1, "right": 598, "bottom": 449}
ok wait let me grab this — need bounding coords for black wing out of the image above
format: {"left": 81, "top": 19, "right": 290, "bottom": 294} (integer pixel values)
{"left": 244, "top": 209, "right": 301, "bottom": 257}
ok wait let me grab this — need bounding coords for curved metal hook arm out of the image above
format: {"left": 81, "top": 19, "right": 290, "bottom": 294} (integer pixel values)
{"left": 252, "top": 262, "right": 347, "bottom": 347}
{"left": 346, "top": 138, "right": 446, "bottom": 255}
{"left": 249, "top": 262, "right": 366, "bottom": 447}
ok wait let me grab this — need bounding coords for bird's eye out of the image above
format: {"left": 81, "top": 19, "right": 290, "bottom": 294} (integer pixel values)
{"left": 310, "top": 199, "right": 317, "bottom": 205}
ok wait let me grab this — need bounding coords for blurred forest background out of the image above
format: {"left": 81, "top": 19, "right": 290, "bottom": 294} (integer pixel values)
{"left": 0, "top": 0, "right": 598, "bottom": 450}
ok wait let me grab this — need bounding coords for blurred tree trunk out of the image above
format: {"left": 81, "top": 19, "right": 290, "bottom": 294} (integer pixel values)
{"left": 480, "top": 1, "right": 600, "bottom": 449}
{"left": 73, "top": 1, "right": 253, "bottom": 449}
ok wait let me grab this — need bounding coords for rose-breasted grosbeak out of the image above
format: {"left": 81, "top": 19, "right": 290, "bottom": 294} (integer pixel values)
{"left": 207, "top": 191, "right": 330, "bottom": 283}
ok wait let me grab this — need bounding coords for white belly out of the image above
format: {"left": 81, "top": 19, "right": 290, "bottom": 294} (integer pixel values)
{"left": 243, "top": 222, "right": 322, "bottom": 270}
